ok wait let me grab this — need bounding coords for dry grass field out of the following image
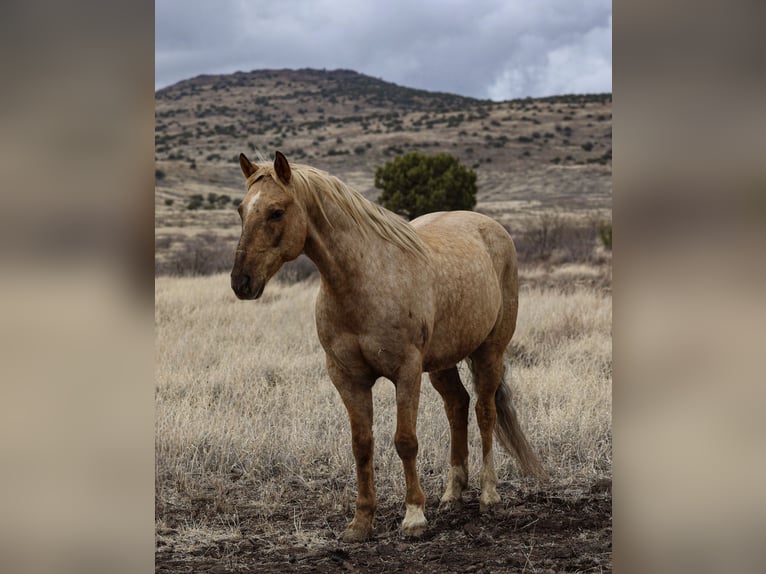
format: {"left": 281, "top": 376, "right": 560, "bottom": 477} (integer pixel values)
{"left": 155, "top": 265, "right": 611, "bottom": 572}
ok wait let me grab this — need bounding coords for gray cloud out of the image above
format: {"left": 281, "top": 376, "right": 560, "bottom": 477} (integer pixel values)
{"left": 156, "top": 0, "right": 611, "bottom": 100}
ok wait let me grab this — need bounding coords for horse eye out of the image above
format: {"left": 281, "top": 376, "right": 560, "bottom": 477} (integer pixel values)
{"left": 268, "top": 209, "right": 285, "bottom": 221}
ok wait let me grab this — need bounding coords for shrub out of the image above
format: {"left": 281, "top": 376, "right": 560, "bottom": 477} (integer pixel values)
{"left": 511, "top": 213, "right": 602, "bottom": 263}
{"left": 599, "top": 222, "right": 612, "bottom": 250}
{"left": 186, "top": 193, "right": 204, "bottom": 209}
{"left": 155, "top": 232, "right": 237, "bottom": 276}
{"left": 155, "top": 233, "right": 320, "bottom": 281}
{"left": 374, "top": 152, "right": 477, "bottom": 219}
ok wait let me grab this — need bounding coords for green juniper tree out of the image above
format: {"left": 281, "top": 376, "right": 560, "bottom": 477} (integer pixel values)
{"left": 375, "top": 152, "right": 477, "bottom": 220}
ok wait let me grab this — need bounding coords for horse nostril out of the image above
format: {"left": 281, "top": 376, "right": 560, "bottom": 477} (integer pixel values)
{"left": 232, "top": 273, "right": 251, "bottom": 295}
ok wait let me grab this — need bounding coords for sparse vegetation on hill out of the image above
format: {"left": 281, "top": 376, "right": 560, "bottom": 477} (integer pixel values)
{"left": 154, "top": 68, "right": 611, "bottom": 271}
{"left": 155, "top": 69, "right": 609, "bottom": 204}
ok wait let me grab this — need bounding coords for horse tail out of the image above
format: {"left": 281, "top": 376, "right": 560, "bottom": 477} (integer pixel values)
{"left": 495, "top": 374, "right": 548, "bottom": 480}
{"left": 470, "top": 360, "right": 548, "bottom": 480}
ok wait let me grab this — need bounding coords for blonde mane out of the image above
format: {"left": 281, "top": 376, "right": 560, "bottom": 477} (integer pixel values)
{"left": 249, "top": 163, "right": 429, "bottom": 259}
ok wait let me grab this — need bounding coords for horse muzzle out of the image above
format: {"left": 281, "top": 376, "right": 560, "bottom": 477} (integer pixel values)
{"left": 231, "top": 272, "right": 265, "bottom": 300}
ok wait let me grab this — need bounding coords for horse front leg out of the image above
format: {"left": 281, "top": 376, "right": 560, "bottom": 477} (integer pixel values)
{"left": 328, "top": 361, "right": 377, "bottom": 542}
{"left": 394, "top": 360, "right": 427, "bottom": 537}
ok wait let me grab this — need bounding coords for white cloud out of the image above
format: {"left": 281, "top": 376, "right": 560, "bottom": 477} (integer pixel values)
{"left": 488, "top": 14, "right": 612, "bottom": 99}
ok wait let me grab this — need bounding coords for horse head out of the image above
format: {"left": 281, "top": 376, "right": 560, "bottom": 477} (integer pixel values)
{"left": 231, "top": 151, "right": 308, "bottom": 299}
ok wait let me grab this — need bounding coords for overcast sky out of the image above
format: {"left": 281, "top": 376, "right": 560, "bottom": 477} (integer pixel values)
{"left": 155, "top": 0, "right": 611, "bottom": 101}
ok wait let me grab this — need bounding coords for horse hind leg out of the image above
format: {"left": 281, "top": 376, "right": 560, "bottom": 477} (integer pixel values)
{"left": 469, "top": 350, "right": 548, "bottom": 513}
{"left": 468, "top": 352, "right": 504, "bottom": 512}
{"left": 428, "top": 366, "right": 470, "bottom": 508}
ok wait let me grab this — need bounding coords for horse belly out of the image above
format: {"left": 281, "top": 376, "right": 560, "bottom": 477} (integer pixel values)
{"left": 413, "top": 211, "right": 513, "bottom": 372}
{"left": 422, "top": 258, "right": 502, "bottom": 371}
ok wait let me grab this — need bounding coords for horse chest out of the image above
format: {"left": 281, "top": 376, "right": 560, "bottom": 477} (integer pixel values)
{"left": 315, "top": 294, "right": 429, "bottom": 379}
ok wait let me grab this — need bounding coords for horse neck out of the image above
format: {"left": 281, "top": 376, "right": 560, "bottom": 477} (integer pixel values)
{"left": 301, "top": 196, "right": 393, "bottom": 294}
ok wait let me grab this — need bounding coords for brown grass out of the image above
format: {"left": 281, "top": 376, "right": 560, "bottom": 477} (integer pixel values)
{"left": 156, "top": 272, "right": 611, "bottom": 534}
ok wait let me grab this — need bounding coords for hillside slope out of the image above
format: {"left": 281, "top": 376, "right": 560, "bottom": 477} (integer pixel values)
{"left": 155, "top": 68, "right": 611, "bottom": 223}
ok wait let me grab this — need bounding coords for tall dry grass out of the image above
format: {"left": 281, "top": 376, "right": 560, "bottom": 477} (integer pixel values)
{"left": 156, "top": 271, "right": 611, "bottom": 524}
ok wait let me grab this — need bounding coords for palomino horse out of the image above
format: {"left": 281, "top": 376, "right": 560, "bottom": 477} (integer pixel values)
{"left": 231, "top": 152, "right": 546, "bottom": 542}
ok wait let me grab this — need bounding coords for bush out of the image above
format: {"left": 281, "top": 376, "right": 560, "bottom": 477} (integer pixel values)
{"left": 155, "top": 233, "right": 319, "bottom": 281}
{"left": 599, "top": 222, "right": 612, "bottom": 250}
{"left": 511, "top": 212, "right": 603, "bottom": 263}
{"left": 186, "top": 192, "right": 235, "bottom": 210}
{"left": 374, "top": 152, "right": 477, "bottom": 219}
{"left": 155, "top": 232, "right": 237, "bottom": 276}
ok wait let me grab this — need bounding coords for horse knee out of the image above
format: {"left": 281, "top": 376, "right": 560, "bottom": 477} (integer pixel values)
{"left": 475, "top": 394, "right": 495, "bottom": 411}
{"left": 352, "top": 432, "right": 374, "bottom": 465}
{"left": 394, "top": 431, "right": 419, "bottom": 460}
{"left": 454, "top": 386, "right": 470, "bottom": 413}
{"left": 475, "top": 398, "right": 497, "bottom": 428}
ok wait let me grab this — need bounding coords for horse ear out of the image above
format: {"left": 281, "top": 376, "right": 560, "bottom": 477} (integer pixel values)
{"left": 239, "top": 153, "right": 256, "bottom": 179}
{"left": 274, "top": 151, "right": 291, "bottom": 185}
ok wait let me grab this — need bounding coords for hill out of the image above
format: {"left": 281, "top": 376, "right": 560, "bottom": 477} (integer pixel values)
{"left": 154, "top": 68, "right": 611, "bottom": 273}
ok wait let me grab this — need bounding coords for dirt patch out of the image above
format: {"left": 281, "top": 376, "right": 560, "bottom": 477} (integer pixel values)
{"left": 156, "top": 479, "right": 611, "bottom": 573}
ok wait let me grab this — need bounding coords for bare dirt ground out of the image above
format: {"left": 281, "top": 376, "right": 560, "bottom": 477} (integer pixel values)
{"left": 156, "top": 477, "right": 611, "bottom": 573}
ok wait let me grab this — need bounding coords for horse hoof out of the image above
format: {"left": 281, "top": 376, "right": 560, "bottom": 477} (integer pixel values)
{"left": 401, "top": 520, "right": 427, "bottom": 538}
{"left": 340, "top": 527, "right": 371, "bottom": 543}
{"left": 401, "top": 504, "right": 427, "bottom": 537}
{"left": 479, "top": 495, "right": 500, "bottom": 514}
{"left": 479, "top": 491, "right": 501, "bottom": 513}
